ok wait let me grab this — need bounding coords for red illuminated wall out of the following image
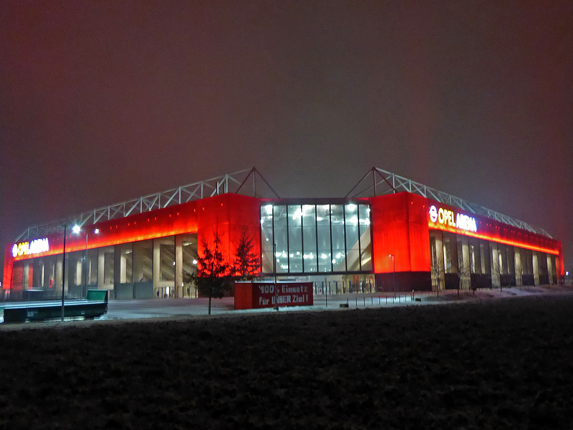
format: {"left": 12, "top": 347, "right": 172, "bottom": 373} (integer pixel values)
{"left": 3, "top": 194, "right": 262, "bottom": 290}
{"left": 555, "top": 243, "right": 564, "bottom": 277}
{"left": 370, "top": 191, "right": 563, "bottom": 278}
{"left": 426, "top": 199, "right": 563, "bottom": 276}
{"left": 3, "top": 244, "right": 14, "bottom": 291}
{"left": 2, "top": 191, "right": 565, "bottom": 291}
{"left": 427, "top": 201, "right": 561, "bottom": 256}
{"left": 196, "top": 193, "right": 261, "bottom": 267}
{"left": 11, "top": 266, "right": 23, "bottom": 292}
{"left": 371, "top": 193, "right": 432, "bottom": 273}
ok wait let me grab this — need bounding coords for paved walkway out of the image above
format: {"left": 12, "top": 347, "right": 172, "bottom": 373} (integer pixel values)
{"left": 2, "top": 285, "right": 572, "bottom": 327}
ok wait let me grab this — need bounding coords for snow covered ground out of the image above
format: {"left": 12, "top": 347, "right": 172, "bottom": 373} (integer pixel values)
{"left": 1, "top": 286, "right": 572, "bottom": 429}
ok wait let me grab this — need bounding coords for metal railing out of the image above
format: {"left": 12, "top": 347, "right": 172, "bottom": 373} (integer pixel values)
{"left": 346, "top": 167, "right": 552, "bottom": 237}
{"left": 16, "top": 167, "right": 279, "bottom": 241}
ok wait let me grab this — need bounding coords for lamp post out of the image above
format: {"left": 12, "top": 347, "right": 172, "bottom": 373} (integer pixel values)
{"left": 61, "top": 224, "right": 81, "bottom": 321}
{"left": 83, "top": 228, "right": 100, "bottom": 296}
{"left": 389, "top": 254, "right": 396, "bottom": 300}
{"left": 61, "top": 225, "right": 68, "bottom": 321}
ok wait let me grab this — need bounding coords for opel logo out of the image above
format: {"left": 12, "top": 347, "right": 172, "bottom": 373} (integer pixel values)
{"left": 429, "top": 205, "right": 438, "bottom": 223}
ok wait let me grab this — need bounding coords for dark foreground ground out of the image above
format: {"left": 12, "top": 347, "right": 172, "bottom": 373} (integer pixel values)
{"left": 1, "top": 294, "right": 573, "bottom": 430}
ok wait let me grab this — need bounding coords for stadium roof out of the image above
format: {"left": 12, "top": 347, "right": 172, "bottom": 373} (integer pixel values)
{"left": 15, "top": 166, "right": 551, "bottom": 241}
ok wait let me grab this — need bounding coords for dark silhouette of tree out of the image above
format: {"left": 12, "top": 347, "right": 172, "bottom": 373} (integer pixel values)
{"left": 233, "top": 226, "right": 260, "bottom": 280}
{"left": 183, "top": 227, "right": 231, "bottom": 314}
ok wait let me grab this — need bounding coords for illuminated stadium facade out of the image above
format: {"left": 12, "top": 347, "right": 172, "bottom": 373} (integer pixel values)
{"left": 3, "top": 168, "right": 564, "bottom": 300}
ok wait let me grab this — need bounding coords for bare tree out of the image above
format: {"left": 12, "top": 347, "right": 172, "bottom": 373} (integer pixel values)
{"left": 431, "top": 263, "right": 445, "bottom": 295}
{"left": 183, "top": 227, "right": 231, "bottom": 315}
{"left": 458, "top": 263, "right": 471, "bottom": 297}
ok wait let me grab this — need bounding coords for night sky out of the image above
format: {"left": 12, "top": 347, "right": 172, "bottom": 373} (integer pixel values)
{"left": 1, "top": 1, "right": 572, "bottom": 277}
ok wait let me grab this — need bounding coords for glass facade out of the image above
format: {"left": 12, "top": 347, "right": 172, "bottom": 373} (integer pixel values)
{"left": 260, "top": 202, "right": 372, "bottom": 274}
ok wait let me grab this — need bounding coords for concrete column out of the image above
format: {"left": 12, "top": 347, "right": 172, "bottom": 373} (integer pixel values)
{"left": 120, "top": 254, "right": 127, "bottom": 283}
{"left": 75, "top": 260, "right": 82, "bottom": 286}
{"left": 88, "top": 255, "right": 96, "bottom": 285}
{"left": 85, "top": 256, "right": 90, "bottom": 285}
{"left": 97, "top": 249, "right": 105, "bottom": 288}
{"left": 472, "top": 244, "right": 481, "bottom": 274}
{"left": 32, "top": 262, "right": 39, "bottom": 287}
{"left": 532, "top": 251, "right": 540, "bottom": 286}
{"left": 133, "top": 246, "right": 143, "bottom": 283}
{"left": 49, "top": 261, "right": 55, "bottom": 289}
{"left": 56, "top": 258, "right": 63, "bottom": 294}
{"left": 43, "top": 261, "right": 51, "bottom": 289}
{"left": 490, "top": 243, "right": 500, "bottom": 288}
{"left": 435, "top": 232, "right": 445, "bottom": 291}
{"left": 36, "top": 262, "right": 43, "bottom": 288}
{"left": 460, "top": 236, "right": 470, "bottom": 290}
{"left": 449, "top": 236, "right": 459, "bottom": 274}
{"left": 480, "top": 243, "right": 486, "bottom": 274}
{"left": 514, "top": 247, "right": 523, "bottom": 287}
{"left": 547, "top": 254, "right": 554, "bottom": 285}
{"left": 114, "top": 246, "right": 121, "bottom": 287}
{"left": 505, "top": 246, "right": 515, "bottom": 275}
{"left": 153, "top": 239, "right": 161, "bottom": 292}
{"left": 22, "top": 263, "right": 29, "bottom": 289}
{"left": 175, "top": 235, "right": 184, "bottom": 298}
{"left": 64, "top": 255, "right": 69, "bottom": 291}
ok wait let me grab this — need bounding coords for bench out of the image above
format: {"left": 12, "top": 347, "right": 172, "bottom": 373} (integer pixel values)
{"left": 3, "top": 289, "right": 109, "bottom": 324}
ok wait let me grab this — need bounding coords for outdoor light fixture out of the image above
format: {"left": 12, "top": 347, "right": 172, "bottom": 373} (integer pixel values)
{"left": 61, "top": 224, "right": 82, "bottom": 321}
{"left": 71, "top": 226, "right": 101, "bottom": 299}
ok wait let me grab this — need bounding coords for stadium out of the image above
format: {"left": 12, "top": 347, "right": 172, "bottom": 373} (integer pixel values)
{"left": 3, "top": 167, "right": 563, "bottom": 300}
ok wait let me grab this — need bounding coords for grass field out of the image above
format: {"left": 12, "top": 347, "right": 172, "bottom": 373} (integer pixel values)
{"left": 1, "top": 293, "right": 573, "bottom": 429}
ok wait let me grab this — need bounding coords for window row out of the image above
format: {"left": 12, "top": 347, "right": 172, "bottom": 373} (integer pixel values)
{"left": 10, "top": 235, "right": 198, "bottom": 296}
{"left": 260, "top": 203, "right": 372, "bottom": 274}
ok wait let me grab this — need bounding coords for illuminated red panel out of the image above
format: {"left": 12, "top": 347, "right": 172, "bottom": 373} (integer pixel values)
{"left": 426, "top": 200, "right": 561, "bottom": 256}
{"left": 407, "top": 194, "right": 432, "bottom": 272}
{"left": 371, "top": 193, "right": 431, "bottom": 273}
{"left": 371, "top": 193, "right": 410, "bottom": 273}
{"left": 234, "top": 282, "right": 253, "bottom": 309}
{"left": 3, "top": 201, "right": 200, "bottom": 290}
{"left": 3, "top": 193, "right": 262, "bottom": 290}
{"left": 8, "top": 200, "right": 200, "bottom": 263}
{"left": 225, "top": 194, "right": 261, "bottom": 270}
{"left": 372, "top": 192, "right": 563, "bottom": 276}
{"left": 11, "top": 266, "right": 23, "bottom": 292}
{"left": 197, "top": 194, "right": 261, "bottom": 272}
{"left": 555, "top": 242, "right": 564, "bottom": 277}
{"left": 3, "top": 244, "right": 14, "bottom": 291}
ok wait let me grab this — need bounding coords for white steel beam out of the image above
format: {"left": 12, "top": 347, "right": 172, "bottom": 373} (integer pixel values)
{"left": 16, "top": 168, "right": 270, "bottom": 241}
{"left": 346, "top": 167, "right": 552, "bottom": 238}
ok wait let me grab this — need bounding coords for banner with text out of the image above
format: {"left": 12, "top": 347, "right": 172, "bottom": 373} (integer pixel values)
{"left": 252, "top": 282, "right": 313, "bottom": 308}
